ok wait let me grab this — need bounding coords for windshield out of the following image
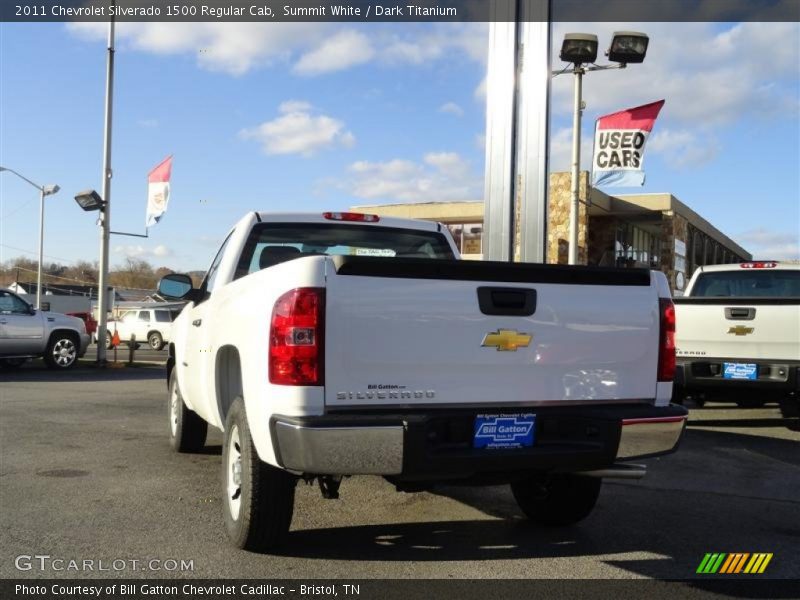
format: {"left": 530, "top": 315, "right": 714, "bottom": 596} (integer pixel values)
{"left": 691, "top": 270, "right": 800, "bottom": 298}
{"left": 235, "top": 223, "right": 455, "bottom": 280}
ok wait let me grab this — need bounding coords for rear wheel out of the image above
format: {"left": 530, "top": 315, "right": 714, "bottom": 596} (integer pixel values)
{"left": 168, "top": 370, "right": 207, "bottom": 452}
{"left": 511, "top": 473, "right": 601, "bottom": 526}
{"left": 148, "top": 331, "right": 164, "bottom": 351}
{"left": 43, "top": 332, "right": 79, "bottom": 369}
{"left": 222, "top": 397, "right": 296, "bottom": 552}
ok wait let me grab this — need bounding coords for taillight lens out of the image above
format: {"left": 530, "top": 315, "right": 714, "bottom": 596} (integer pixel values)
{"left": 658, "top": 298, "right": 676, "bottom": 382}
{"left": 322, "top": 211, "right": 380, "bottom": 223}
{"left": 269, "top": 288, "right": 325, "bottom": 386}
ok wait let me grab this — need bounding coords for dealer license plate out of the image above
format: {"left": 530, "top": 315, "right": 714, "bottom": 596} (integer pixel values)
{"left": 723, "top": 362, "right": 758, "bottom": 380}
{"left": 473, "top": 413, "right": 535, "bottom": 449}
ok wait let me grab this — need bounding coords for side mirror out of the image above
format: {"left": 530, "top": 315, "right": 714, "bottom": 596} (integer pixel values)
{"left": 158, "top": 274, "right": 196, "bottom": 300}
{"left": 28, "top": 304, "right": 37, "bottom": 315}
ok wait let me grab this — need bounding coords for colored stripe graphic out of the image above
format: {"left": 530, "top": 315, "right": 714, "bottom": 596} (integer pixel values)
{"left": 698, "top": 553, "right": 773, "bottom": 574}
{"left": 697, "top": 553, "right": 727, "bottom": 574}
{"left": 744, "top": 553, "right": 773, "bottom": 574}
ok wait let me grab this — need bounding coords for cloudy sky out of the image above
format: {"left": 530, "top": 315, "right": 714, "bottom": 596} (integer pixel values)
{"left": 1, "top": 21, "right": 798, "bottom": 273}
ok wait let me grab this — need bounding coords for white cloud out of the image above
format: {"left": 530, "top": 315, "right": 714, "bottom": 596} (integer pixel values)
{"left": 67, "top": 22, "right": 330, "bottom": 76}
{"left": 293, "top": 30, "right": 374, "bottom": 75}
{"left": 439, "top": 101, "right": 464, "bottom": 117}
{"left": 114, "top": 244, "right": 173, "bottom": 260}
{"left": 240, "top": 102, "right": 355, "bottom": 157}
{"left": 548, "top": 126, "right": 593, "bottom": 173}
{"left": 648, "top": 129, "right": 720, "bottom": 169}
{"left": 735, "top": 228, "right": 800, "bottom": 261}
{"left": 345, "top": 152, "right": 482, "bottom": 203}
{"left": 550, "top": 22, "right": 800, "bottom": 126}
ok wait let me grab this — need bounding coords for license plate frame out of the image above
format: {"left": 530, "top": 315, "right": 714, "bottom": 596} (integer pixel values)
{"left": 723, "top": 362, "right": 758, "bottom": 380}
{"left": 473, "top": 413, "right": 536, "bottom": 449}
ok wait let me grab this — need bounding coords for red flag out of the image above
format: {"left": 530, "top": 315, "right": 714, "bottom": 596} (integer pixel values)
{"left": 146, "top": 156, "right": 173, "bottom": 227}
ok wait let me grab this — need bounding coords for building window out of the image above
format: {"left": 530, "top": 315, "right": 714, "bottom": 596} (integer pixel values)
{"left": 446, "top": 223, "right": 482, "bottom": 255}
{"left": 615, "top": 222, "right": 662, "bottom": 268}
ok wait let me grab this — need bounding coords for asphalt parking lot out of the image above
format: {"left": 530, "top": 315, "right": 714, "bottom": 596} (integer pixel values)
{"left": 1, "top": 363, "right": 798, "bottom": 581}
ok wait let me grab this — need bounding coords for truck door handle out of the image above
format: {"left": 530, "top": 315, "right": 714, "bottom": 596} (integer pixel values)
{"left": 192, "top": 319, "right": 202, "bottom": 327}
{"left": 477, "top": 287, "right": 537, "bottom": 316}
{"left": 725, "top": 307, "right": 756, "bottom": 320}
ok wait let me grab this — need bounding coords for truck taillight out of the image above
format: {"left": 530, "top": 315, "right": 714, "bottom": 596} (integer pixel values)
{"left": 658, "top": 298, "right": 676, "bottom": 382}
{"left": 269, "top": 288, "right": 325, "bottom": 386}
{"left": 323, "top": 211, "right": 380, "bottom": 223}
{"left": 740, "top": 261, "right": 777, "bottom": 269}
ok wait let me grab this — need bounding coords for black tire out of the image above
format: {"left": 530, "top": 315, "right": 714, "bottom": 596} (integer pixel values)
{"left": 105, "top": 332, "right": 113, "bottom": 350}
{"left": 222, "top": 397, "right": 296, "bottom": 552}
{"left": 0, "top": 357, "right": 28, "bottom": 369}
{"left": 43, "top": 332, "right": 79, "bottom": 369}
{"left": 148, "top": 331, "right": 164, "bottom": 351}
{"left": 511, "top": 473, "right": 601, "bottom": 526}
{"left": 168, "top": 370, "right": 207, "bottom": 453}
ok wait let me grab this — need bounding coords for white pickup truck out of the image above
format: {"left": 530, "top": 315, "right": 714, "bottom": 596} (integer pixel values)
{"left": 674, "top": 261, "right": 800, "bottom": 407}
{"left": 158, "top": 211, "right": 687, "bottom": 551}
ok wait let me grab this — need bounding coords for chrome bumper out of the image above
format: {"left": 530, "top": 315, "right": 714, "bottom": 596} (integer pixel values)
{"left": 616, "top": 415, "right": 686, "bottom": 459}
{"left": 273, "top": 421, "right": 404, "bottom": 475}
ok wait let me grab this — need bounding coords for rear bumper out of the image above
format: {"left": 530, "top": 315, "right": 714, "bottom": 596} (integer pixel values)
{"left": 675, "top": 358, "right": 800, "bottom": 395}
{"left": 271, "top": 403, "right": 687, "bottom": 481}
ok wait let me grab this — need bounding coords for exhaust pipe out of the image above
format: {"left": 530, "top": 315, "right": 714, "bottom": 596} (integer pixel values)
{"left": 578, "top": 463, "right": 646, "bottom": 479}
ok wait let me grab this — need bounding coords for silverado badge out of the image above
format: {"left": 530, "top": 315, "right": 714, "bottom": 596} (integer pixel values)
{"left": 481, "top": 329, "right": 532, "bottom": 352}
{"left": 727, "top": 326, "right": 754, "bottom": 336}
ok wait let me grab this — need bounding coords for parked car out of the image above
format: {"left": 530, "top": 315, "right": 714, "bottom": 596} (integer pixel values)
{"left": 159, "top": 211, "right": 686, "bottom": 552}
{"left": 0, "top": 290, "right": 90, "bottom": 369}
{"left": 674, "top": 261, "right": 800, "bottom": 407}
{"left": 107, "top": 306, "right": 182, "bottom": 351}
{"left": 66, "top": 311, "right": 97, "bottom": 340}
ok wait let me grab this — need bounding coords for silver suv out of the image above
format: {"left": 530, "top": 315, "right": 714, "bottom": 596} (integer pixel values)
{"left": 0, "top": 290, "right": 90, "bottom": 369}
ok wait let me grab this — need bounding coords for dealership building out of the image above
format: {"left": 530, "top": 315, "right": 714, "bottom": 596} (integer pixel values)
{"left": 352, "top": 171, "right": 751, "bottom": 294}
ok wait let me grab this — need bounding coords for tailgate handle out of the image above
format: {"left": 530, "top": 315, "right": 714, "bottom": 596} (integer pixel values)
{"left": 725, "top": 307, "right": 756, "bottom": 320}
{"left": 477, "top": 287, "right": 537, "bottom": 316}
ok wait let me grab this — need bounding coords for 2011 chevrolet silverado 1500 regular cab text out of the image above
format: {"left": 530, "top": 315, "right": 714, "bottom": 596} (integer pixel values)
{"left": 158, "top": 211, "right": 687, "bottom": 551}
{"left": 673, "top": 261, "right": 800, "bottom": 407}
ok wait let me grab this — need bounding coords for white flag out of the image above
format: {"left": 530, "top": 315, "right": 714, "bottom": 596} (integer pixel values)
{"left": 146, "top": 155, "right": 173, "bottom": 228}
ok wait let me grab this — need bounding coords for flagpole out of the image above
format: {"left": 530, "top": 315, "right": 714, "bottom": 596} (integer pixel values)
{"left": 97, "top": 3, "right": 115, "bottom": 364}
{"left": 568, "top": 66, "right": 583, "bottom": 265}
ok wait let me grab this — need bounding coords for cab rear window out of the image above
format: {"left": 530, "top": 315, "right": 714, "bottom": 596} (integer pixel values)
{"left": 692, "top": 270, "right": 800, "bottom": 297}
{"left": 235, "top": 223, "right": 455, "bottom": 280}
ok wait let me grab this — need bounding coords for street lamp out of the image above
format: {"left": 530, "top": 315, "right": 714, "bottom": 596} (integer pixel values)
{"left": 0, "top": 166, "right": 60, "bottom": 308}
{"left": 74, "top": 189, "right": 106, "bottom": 212}
{"left": 554, "top": 31, "right": 649, "bottom": 265}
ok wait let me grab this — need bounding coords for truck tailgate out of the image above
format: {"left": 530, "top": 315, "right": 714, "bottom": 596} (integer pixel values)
{"left": 675, "top": 298, "right": 800, "bottom": 361}
{"left": 324, "top": 258, "right": 660, "bottom": 408}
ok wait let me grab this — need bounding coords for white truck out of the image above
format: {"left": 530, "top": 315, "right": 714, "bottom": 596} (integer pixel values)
{"left": 674, "top": 261, "right": 800, "bottom": 407}
{"left": 158, "top": 211, "right": 687, "bottom": 551}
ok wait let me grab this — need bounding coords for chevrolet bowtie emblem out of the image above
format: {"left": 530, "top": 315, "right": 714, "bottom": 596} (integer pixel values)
{"left": 481, "top": 329, "right": 532, "bottom": 351}
{"left": 728, "top": 326, "right": 754, "bottom": 336}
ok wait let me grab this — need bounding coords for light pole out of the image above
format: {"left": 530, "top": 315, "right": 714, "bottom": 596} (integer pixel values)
{"left": 0, "top": 166, "right": 60, "bottom": 308}
{"left": 554, "top": 31, "right": 649, "bottom": 265}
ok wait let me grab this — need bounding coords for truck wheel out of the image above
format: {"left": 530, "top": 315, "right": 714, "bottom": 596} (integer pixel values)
{"left": 43, "top": 332, "right": 79, "bottom": 369}
{"left": 148, "top": 332, "right": 164, "bottom": 351}
{"left": 168, "top": 371, "right": 207, "bottom": 452}
{"left": 511, "top": 473, "right": 601, "bottom": 526}
{"left": 105, "top": 332, "right": 113, "bottom": 350}
{"left": 222, "top": 397, "right": 296, "bottom": 552}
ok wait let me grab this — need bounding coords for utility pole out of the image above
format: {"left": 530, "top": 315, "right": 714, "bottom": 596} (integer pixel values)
{"left": 96, "top": 5, "right": 115, "bottom": 364}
